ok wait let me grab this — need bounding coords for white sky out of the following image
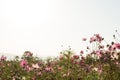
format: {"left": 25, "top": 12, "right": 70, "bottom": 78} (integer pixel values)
{"left": 0, "top": 0, "right": 120, "bottom": 58}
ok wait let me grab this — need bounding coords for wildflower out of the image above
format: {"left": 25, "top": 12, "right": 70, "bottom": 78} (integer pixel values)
{"left": 20, "top": 59, "right": 27, "bottom": 67}
{"left": 112, "top": 43, "right": 120, "bottom": 49}
{"left": 90, "top": 36, "right": 96, "bottom": 43}
{"left": 24, "top": 51, "right": 33, "bottom": 57}
{"left": 45, "top": 67, "right": 51, "bottom": 72}
{"left": 96, "top": 50, "right": 102, "bottom": 57}
{"left": 90, "top": 34, "right": 103, "bottom": 43}
{"left": 32, "top": 63, "right": 39, "bottom": 69}
{"left": 80, "top": 50, "right": 84, "bottom": 54}
{"left": 98, "top": 45, "right": 104, "bottom": 49}
{"left": 95, "top": 34, "right": 103, "bottom": 42}
{"left": 0, "top": 55, "right": 7, "bottom": 61}
{"left": 25, "top": 65, "right": 31, "bottom": 71}
{"left": 73, "top": 55, "right": 79, "bottom": 59}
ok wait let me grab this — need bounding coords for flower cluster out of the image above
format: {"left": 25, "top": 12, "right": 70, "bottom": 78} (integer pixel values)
{"left": 0, "top": 34, "right": 120, "bottom": 80}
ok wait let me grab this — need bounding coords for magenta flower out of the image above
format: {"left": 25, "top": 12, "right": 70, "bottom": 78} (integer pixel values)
{"left": 25, "top": 65, "right": 31, "bottom": 71}
{"left": 90, "top": 34, "right": 103, "bottom": 43}
{"left": 96, "top": 50, "right": 102, "bottom": 57}
{"left": 112, "top": 43, "right": 120, "bottom": 49}
{"left": 90, "top": 36, "right": 96, "bottom": 43}
{"left": 0, "top": 55, "right": 7, "bottom": 61}
{"left": 24, "top": 51, "right": 33, "bottom": 57}
{"left": 80, "top": 50, "right": 84, "bottom": 54}
{"left": 73, "top": 55, "right": 79, "bottom": 59}
{"left": 20, "top": 59, "right": 27, "bottom": 67}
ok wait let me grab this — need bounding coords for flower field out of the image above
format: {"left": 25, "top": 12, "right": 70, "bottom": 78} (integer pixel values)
{"left": 0, "top": 34, "right": 120, "bottom": 80}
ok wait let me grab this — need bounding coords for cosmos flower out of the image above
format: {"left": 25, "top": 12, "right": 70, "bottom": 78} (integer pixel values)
{"left": 32, "top": 63, "right": 40, "bottom": 69}
{"left": 0, "top": 55, "right": 7, "bottom": 61}
{"left": 112, "top": 43, "right": 120, "bottom": 49}
{"left": 20, "top": 59, "right": 27, "bottom": 67}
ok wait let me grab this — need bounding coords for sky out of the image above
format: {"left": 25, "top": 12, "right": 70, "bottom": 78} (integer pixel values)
{"left": 0, "top": 0, "right": 120, "bottom": 59}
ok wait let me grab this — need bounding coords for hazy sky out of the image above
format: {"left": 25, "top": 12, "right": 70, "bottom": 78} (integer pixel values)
{"left": 0, "top": 0, "right": 120, "bottom": 58}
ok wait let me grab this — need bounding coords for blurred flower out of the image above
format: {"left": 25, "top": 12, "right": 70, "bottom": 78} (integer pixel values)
{"left": 98, "top": 45, "right": 104, "bottom": 49}
{"left": 25, "top": 65, "right": 31, "bottom": 71}
{"left": 80, "top": 50, "right": 84, "bottom": 54}
{"left": 96, "top": 50, "right": 102, "bottom": 57}
{"left": 24, "top": 51, "right": 33, "bottom": 57}
{"left": 90, "top": 36, "right": 96, "bottom": 43}
{"left": 20, "top": 59, "right": 27, "bottom": 67}
{"left": 90, "top": 34, "right": 103, "bottom": 43}
{"left": 73, "top": 55, "right": 79, "bottom": 59}
{"left": 32, "top": 63, "right": 39, "bottom": 69}
{"left": 45, "top": 67, "right": 51, "bottom": 72}
{"left": 95, "top": 34, "right": 103, "bottom": 43}
{"left": 0, "top": 55, "right": 7, "bottom": 61}
{"left": 112, "top": 43, "right": 120, "bottom": 49}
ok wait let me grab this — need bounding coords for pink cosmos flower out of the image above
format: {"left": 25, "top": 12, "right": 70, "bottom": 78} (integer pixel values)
{"left": 25, "top": 65, "right": 31, "bottom": 71}
{"left": 45, "top": 67, "right": 51, "bottom": 72}
{"left": 20, "top": 59, "right": 27, "bottom": 67}
{"left": 90, "top": 34, "right": 103, "bottom": 43}
{"left": 73, "top": 55, "right": 79, "bottom": 59}
{"left": 32, "top": 63, "right": 39, "bottom": 69}
{"left": 24, "top": 51, "right": 33, "bottom": 57}
{"left": 90, "top": 36, "right": 96, "bottom": 43}
{"left": 96, "top": 50, "right": 102, "bottom": 57}
{"left": 112, "top": 43, "right": 120, "bottom": 49}
{"left": 95, "top": 34, "right": 103, "bottom": 42}
{"left": 80, "top": 50, "right": 84, "bottom": 54}
{"left": 0, "top": 55, "right": 7, "bottom": 61}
